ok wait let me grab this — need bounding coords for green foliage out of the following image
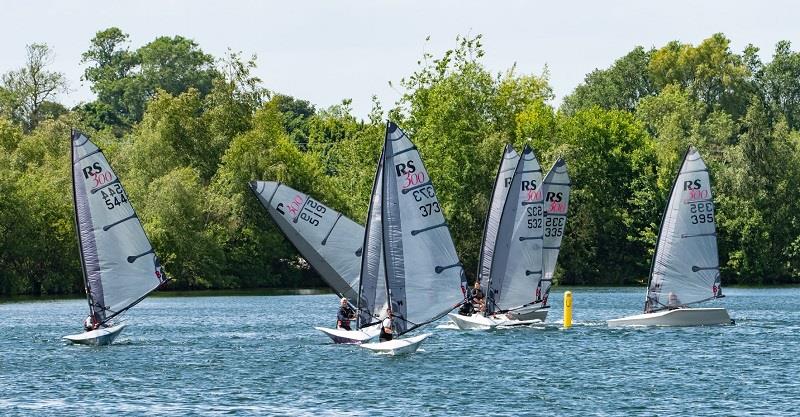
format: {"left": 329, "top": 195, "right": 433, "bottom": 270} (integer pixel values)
{"left": 1, "top": 43, "right": 68, "bottom": 132}
{"left": 2, "top": 31, "right": 800, "bottom": 296}
{"left": 562, "top": 46, "right": 655, "bottom": 114}
{"left": 81, "top": 27, "right": 219, "bottom": 130}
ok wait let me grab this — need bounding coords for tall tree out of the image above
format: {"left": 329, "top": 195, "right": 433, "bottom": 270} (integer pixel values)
{"left": 81, "top": 28, "right": 219, "bottom": 130}
{"left": 1, "top": 43, "right": 68, "bottom": 131}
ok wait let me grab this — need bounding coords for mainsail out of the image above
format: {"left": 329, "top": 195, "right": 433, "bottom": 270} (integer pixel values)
{"left": 249, "top": 181, "right": 369, "bottom": 304}
{"left": 71, "top": 130, "right": 167, "bottom": 325}
{"left": 357, "top": 150, "right": 387, "bottom": 328}
{"left": 485, "top": 145, "right": 545, "bottom": 313}
{"left": 478, "top": 144, "right": 520, "bottom": 298}
{"left": 645, "top": 146, "right": 722, "bottom": 313}
{"left": 381, "top": 121, "right": 468, "bottom": 335}
{"left": 541, "top": 158, "right": 571, "bottom": 307}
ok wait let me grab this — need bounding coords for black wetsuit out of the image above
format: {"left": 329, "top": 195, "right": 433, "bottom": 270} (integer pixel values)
{"left": 337, "top": 306, "right": 354, "bottom": 330}
{"left": 379, "top": 319, "right": 393, "bottom": 342}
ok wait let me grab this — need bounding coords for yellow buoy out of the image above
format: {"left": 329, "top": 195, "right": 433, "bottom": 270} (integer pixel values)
{"left": 563, "top": 291, "right": 573, "bottom": 329}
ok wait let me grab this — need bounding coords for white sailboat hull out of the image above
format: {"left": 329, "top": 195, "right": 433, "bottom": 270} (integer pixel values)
{"left": 447, "top": 312, "right": 541, "bottom": 330}
{"left": 607, "top": 308, "right": 731, "bottom": 327}
{"left": 314, "top": 324, "right": 380, "bottom": 344}
{"left": 359, "top": 333, "right": 430, "bottom": 355}
{"left": 506, "top": 306, "right": 549, "bottom": 322}
{"left": 63, "top": 323, "right": 126, "bottom": 345}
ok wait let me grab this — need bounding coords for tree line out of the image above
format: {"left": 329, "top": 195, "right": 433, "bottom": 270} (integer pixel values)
{"left": 1, "top": 30, "right": 798, "bottom": 296}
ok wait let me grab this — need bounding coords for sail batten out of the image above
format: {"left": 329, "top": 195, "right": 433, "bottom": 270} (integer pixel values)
{"left": 645, "top": 147, "right": 722, "bottom": 313}
{"left": 71, "top": 131, "right": 167, "bottom": 325}
{"left": 380, "top": 122, "right": 467, "bottom": 336}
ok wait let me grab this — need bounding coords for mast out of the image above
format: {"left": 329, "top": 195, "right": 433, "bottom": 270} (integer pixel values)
{"left": 356, "top": 137, "right": 387, "bottom": 329}
{"left": 70, "top": 130, "right": 93, "bottom": 318}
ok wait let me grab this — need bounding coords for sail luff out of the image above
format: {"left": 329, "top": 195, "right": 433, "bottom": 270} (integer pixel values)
{"left": 70, "top": 130, "right": 93, "bottom": 317}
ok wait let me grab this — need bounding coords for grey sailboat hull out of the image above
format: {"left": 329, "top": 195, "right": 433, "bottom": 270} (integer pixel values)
{"left": 607, "top": 308, "right": 731, "bottom": 327}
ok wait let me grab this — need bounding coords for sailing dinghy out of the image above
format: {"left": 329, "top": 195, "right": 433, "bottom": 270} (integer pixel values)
{"left": 359, "top": 122, "right": 468, "bottom": 354}
{"left": 249, "top": 181, "right": 382, "bottom": 343}
{"left": 608, "top": 147, "right": 730, "bottom": 327}
{"left": 63, "top": 130, "right": 169, "bottom": 345}
{"left": 449, "top": 145, "right": 550, "bottom": 329}
{"left": 512, "top": 157, "right": 572, "bottom": 321}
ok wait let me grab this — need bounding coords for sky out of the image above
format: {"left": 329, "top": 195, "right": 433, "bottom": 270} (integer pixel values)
{"left": 1, "top": 0, "right": 799, "bottom": 118}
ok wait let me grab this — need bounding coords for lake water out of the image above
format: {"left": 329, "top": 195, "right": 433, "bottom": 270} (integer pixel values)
{"left": 1, "top": 287, "right": 798, "bottom": 416}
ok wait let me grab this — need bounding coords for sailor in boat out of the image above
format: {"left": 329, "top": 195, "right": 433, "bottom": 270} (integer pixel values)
{"left": 470, "top": 281, "right": 485, "bottom": 312}
{"left": 336, "top": 297, "right": 356, "bottom": 331}
{"left": 667, "top": 292, "right": 682, "bottom": 309}
{"left": 83, "top": 316, "right": 95, "bottom": 332}
{"left": 379, "top": 308, "right": 393, "bottom": 342}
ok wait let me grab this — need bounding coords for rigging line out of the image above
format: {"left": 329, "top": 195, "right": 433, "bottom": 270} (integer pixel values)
{"left": 90, "top": 178, "right": 121, "bottom": 194}
{"left": 102, "top": 214, "right": 137, "bottom": 231}
{"left": 411, "top": 222, "right": 447, "bottom": 236}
